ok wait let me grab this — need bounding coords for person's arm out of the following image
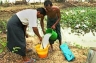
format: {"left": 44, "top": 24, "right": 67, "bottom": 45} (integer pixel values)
{"left": 54, "top": 8, "right": 61, "bottom": 26}
{"left": 40, "top": 16, "right": 45, "bottom": 34}
{"left": 24, "top": 25, "right": 28, "bottom": 38}
{"left": 32, "top": 27, "right": 42, "bottom": 41}
{"left": 51, "top": 8, "right": 61, "bottom": 29}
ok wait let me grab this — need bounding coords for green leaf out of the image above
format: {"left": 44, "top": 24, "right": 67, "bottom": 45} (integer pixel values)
{"left": 0, "top": 49, "right": 3, "bottom": 53}
{"left": 61, "top": 7, "right": 96, "bottom": 35}
{"left": 0, "top": 42, "right": 6, "bottom": 47}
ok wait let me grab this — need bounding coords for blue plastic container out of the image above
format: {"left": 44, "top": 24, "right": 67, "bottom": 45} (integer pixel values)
{"left": 60, "top": 43, "right": 75, "bottom": 61}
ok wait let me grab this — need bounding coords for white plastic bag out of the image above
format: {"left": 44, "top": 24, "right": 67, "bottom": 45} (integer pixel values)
{"left": 86, "top": 48, "right": 96, "bottom": 63}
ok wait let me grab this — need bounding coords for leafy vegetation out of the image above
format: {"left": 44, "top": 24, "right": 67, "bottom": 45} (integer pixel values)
{"left": 0, "top": 37, "right": 7, "bottom": 53}
{"left": 0, "top": 20, "right": 7, "bottom": 33}
{"left": 12, "top": 47, "right": 21, "bottom": 53}
{"left": 0, "top": 20, "right": 7, "bottom": 53}
{"left": 61, "top": 7, "right": 96, "bottom": 35}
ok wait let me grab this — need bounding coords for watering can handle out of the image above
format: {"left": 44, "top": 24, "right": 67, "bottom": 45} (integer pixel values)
{"left": 51, "top": 28, "right": 56, "bottom": 32}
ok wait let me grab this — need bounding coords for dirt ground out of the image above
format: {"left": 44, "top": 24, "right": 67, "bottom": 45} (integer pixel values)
{"left": 0, "top": 2, "right": 93, "bottom": 63}
{"left": 0, "top": 36, "right": 88, "bottom": 63}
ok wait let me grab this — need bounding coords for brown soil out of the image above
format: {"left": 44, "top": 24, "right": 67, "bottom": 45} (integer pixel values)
{"left": 0, "top": 36, "right": 88, "bottom": 63}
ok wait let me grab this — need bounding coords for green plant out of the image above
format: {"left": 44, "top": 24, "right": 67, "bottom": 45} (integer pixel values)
{"left": 12, "top": 47, "right": 21, "bottom": 53}
{"left": 73, "top": 42, "right": 89, "bottom": 49}
{"left": 0, "top": 20, "right": 7, "bottom": 33}
{"left": 61, "top": 7, "right": 96, "bottom": 35}
{"left": 0, "top": 37, "right": 7, "bottom": 53}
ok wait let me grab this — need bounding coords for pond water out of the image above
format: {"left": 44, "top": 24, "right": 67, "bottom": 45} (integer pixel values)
{"left": 61, "top": 27, "right": 96, "bottom": 47}
{"left": 27, "top": 25, "right": 96, "bottom": 48}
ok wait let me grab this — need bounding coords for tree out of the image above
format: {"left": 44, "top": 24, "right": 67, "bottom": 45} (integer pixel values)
{"left": 22, "top": 0, "right": 27, "bottom": 4}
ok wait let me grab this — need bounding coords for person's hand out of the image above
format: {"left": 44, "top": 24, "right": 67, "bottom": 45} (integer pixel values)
{"left": 51, "top": 25, "right": 56, "bottom": 30}
{"left": 39, "top": 37, "right": 42, "bottom": 42}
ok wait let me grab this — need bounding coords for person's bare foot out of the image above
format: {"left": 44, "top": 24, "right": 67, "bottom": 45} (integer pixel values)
{"left": 23, "top": 56, "right": 35, "bottom": 63}
{"left": 24, "top": 58, "right": 36, "bottom": 63}
{"left": 22, "top": 56, "right": 29, "bottom": 61}
{"left": 49, "top": 45, "right": 54, "bottom": 52}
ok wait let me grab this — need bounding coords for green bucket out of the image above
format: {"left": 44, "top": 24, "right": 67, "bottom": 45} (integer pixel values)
{"left": 46, "top": 28, "right": 57, "bottom": 40}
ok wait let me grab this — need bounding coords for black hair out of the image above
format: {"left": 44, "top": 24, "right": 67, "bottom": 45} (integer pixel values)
{"left": 37, "top": 7, "right": 46, "bottom": 16}
{"left": 44, "top": 0, "right": 53, "bottom": 7}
